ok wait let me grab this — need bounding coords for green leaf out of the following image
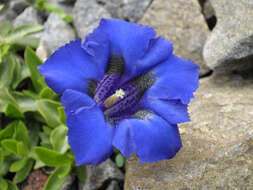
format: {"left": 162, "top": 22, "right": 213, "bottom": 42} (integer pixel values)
{"left": 35, "top": 147, "right": 72, "bottom": 166}
{"left": 10, "top": 157, "right": 28, "bottom": 172}
{"left": 39, "top": 87, "right": 57, "bottom": 99}
{"left": 14, "top": 121, "right": 30, "bottom": 149}
{"left": 0, "top": 55, "right": 16, "bottom": 87}
{"left": 5, "top": 103, "right": 24, "bottom": 119}
{"left": 76, "top": 165, "right": 86, "bottom": 183}
{"left": 14, "top": 36, "right": 40, "bottom": 49}
{"left": 0, "top": 85, "right": 18, "bottom": 113}
{"left": 13, "top": 159, "right": 33, "bottom": 183}
{"left": 0, "top": 148, "right": 4, "bottom": 169}
{"left": 0, "top": 121, "right": 16, "bottom": 140}
{"left": 4, "top": 24, "right": 43, "bottom": 44}
{"left": 58, "top": 107, "right": 66, "bottom": 124}
{"left": 58, "top": 164, "right": 71, "bottom": 178}
{"left": 115, "top": 153, "right": 124, "bottom": 168}
{"left": 13, "top": 92, "right": 37, "bottom": 112}
{"left": 44, "top": 2, "right": 73, "bottom": 23}
{"left": 12, "top": 63, "right": 30, "bottom": 89}
{"left": 0, "top": 21, "right": 11, "bottom": 37}
{"left": 50, "top": 125, "right": 69, "bottom": 153}
{"left": 36, "top": 99, "right": 61, "bottom": 128}
{"left": 0, "top": 177, "right": 8, "bottom": 190}
{"left": 1, "top": 139, "right": 28, "bottom": 157}
{"left": 7, "top": 180, "right": 18, "bottom": 190}
{"left": 44, "top": 166, "right": 69, "bottom": 190}
{"left": 25, "top": 47, "right": 46, "bottom": 92}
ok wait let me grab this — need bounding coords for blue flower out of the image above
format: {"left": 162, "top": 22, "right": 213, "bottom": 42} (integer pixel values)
{"left": 38, "top": 19, "right": 199, "bottom": 165}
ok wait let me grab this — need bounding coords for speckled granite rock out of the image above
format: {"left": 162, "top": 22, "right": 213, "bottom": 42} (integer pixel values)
{"left": 13, "top": 7, "right": 43, "bottom": 27}
{"left": 139, "top": 0, "right": 211, "bottom": 77}
{"left": 36, "top": 13, "right": 75, "bottom": 61}
{"left": 125, "top": 74, "right": 253, "bottom": 190}
{"left": 0, "top": 3, "right": 17, "bottom": 23}
{"left": 73, "top": 0, "right": 111, "bottom": 37}
{"left": 203, "top": 0, "right": 253, "bottom": 73}
{"left": 79, "top": 159, "right": 124, "bottom": 190}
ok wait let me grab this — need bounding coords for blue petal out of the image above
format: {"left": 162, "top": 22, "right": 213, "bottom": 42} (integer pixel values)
{"left": 112, "top": 120, "right": 135, "bottom": 158}
{"left": 113, "top": 113, "right": 182, "bottom": 163}
{"left": 61, "top": 89, "right": 95, "bottom": 117}
{"left": 141, "top": 97, "right": 190, "bottom": 124}
{"left": 145, "top": 54, "right": 199, "bottom": 104}
{"left": 38, "top": 39, "right": 103, "bottom": 94}
{"left": 135, "top": 37, "right": 173, "bottom": 77}
{"left": 96, "top": 19, "right": 159, "bottom": 81}
{"left": 82, "top": 29, "right": 110, "bottom": 75}
{"left": 62, "top": 90, "right": 114, "bottom": 165}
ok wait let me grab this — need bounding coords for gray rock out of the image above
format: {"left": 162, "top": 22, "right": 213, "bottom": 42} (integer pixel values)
{"left": 36, "top": 13, "right": 76, "bottom": 60}
{"left": 203, "top": 0, "right": 253, "bottom": 73}
{"left": 9, "top": 0, "right": 27, "bottom": 14}
{"left": 57, "top": 0, "right": 76, "bottom": 5}
{"left": 79, "top": 159, "right": 124, "bottom": 190}
{"left": 121, "top": 0, "right": 152, "bottom": 22}
{"left": 13, "top": 7, "right": 43, "bottom": 27}
{"left": 106, "top": 180, "right": 121, "bottom": 190}
{"left": 199, "top": 0, "right": 215, "bottom": 20}
{"left": 0, "top": 3, "right": 17, "bottom": 23}
{"left": 125, "top": 74, "right": 253, "bottom": 189}
{"left": 139, "top": 0, "right": 211, "bottom": 76}
{"left": 47, "top": 0, "right": 73, "bottom": 15}
{"left": 97, "top": 0, "right": 152, "bottom": 22}
{"left": 73, "top": 0, "right": 111, "bottom": 37}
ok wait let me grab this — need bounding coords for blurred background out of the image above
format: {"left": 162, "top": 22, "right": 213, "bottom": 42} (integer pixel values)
{"left": 0, "top": 0, "right": 252, "bottom": 190}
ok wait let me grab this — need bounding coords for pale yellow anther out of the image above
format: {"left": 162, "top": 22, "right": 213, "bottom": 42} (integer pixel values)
{"left": 104, "top": 89, "right": 125, "bottom": 108}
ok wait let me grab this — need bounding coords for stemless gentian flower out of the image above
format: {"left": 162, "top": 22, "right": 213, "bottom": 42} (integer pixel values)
{"left": 38, "top": 19, "right": 199, "bottom": 165}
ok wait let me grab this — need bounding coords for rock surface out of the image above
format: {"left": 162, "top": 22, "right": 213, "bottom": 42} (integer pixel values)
{"left": 79, "top": 159, "right": 124, "bottom": 190}
{"left": 0, "top": 3, "right": 17, "bottom": 23}
{"left": 124, "top": 74, "right": 253, "bottom": 189}
{"left": 203, "top": 0, "right": 253, "bottom": 73}
{"left": 36, "top": 13, "right": 75, "bottom": 61}
{"left": 139, "top": 0, "right": 211, "bottom": 76}
{"left": 9, "top": 0, "right": 27, "bottom": 15}
{"left": 98, "top": 0, "right": 152, "bottom": 22}
{"left": 73, "top": 0, "right": 111, "bottom": 37}
{"left": 13, "top": 7, "right": 43, "bottom": 27}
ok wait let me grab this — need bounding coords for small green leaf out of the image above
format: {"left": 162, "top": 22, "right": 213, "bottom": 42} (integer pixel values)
{"left": 115, "top": 153, "right": 124, "bottom": 168}
{"left": 13, "top": 91, "right": 37, "bottom": 112}
{"left": 44, "top": 166, "right": 69, "bottom": 190}
{"left": 0, "top": 148, "right": 4, "bottom": 169}
{"left": 58, "top": 107, "right": 66, "bottom": 124}
{"left": 0, "top": 177, "right": 8, "bottom": 190}
{"left": 39, "top": 87, "right": 57, "bottom": 99}
{"left": 25, "top": 47, "right": 46, "bottom": 92}
{"left": 36, "top": 99, "right": 61, "bottom": 128}
{"left": 76, "top": 165, "right": 86, "bottom": 183}
{"left": 14, "top": 121, "right": 30, "bottom": 150}
{"left": 1, "top": 139, "right": 28, "bottom": 157}
{"left": 0, "top": 85, "right": 18, "bottom": 113}
{"left": 0, "top": 21, "right": 11, "bottom": 37}
{"left": 35, "top": 147, "right": 72, "bottom": 166}
{"left": 14, "top": 36, "right": 40, "bottom": 49}
{"left": 43, "top": 2, "right": 73, "bottom": 23}
{"left": 10, "top": 157, "right": 28, "bottom": 172}
{"left": 13, "top": 159, "right": 33, "bottom": 183}
{"left": 7, "top": 180, "right": 18, "bottom": 190}
{"left": 58, "top": 164, "right": 71, "bottom": 178}
{"left": 0, "top": 55, "right": 16, "bottom": 87}
{"left": 50, "top": 125, "right": 69, "bottom": 153}
{"left": 5, "top": 103, "right": 24, "bottom": 119}
{"left": 0, "top": 121, "right": 16, "bottom": 140}
{"left": 5, "top": 24, "right": 43, "bottom": 44}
